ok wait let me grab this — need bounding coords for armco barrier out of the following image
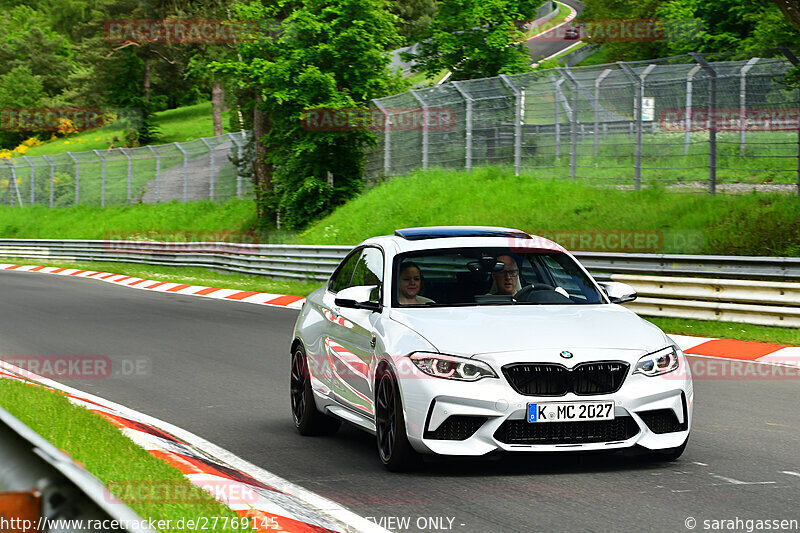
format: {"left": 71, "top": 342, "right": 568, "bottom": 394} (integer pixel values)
{"left": 1, "top": 239, "right": 799, "bottom": 327}
{"left": 0, "top": 405, "right": 156, "bottom": 533}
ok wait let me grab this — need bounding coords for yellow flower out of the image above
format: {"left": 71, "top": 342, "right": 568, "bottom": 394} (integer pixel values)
{"left": 64, "top": 141, "right": 70, "bottom": 144}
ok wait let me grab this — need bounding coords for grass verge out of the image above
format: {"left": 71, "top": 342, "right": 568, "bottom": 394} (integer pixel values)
{"left": 647, "top": 317, "right": 800, "bottom": 346}
{"left": 298, "top": 167, "right": 800, "bottom": 256}
{"left": 0, "top": 200, "right": 256, "bottom": 239}
{"left": 0, "top": 379, "right": 255, "bottom": 532}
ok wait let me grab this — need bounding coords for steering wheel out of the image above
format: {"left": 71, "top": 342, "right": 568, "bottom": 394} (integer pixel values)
{"left": 513, "top": 283, "right": 555, "bottom": 302}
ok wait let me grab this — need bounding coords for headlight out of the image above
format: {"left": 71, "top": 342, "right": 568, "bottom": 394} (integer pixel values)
{"left": 410, "top": 353, "right": 497, "bottom": 382}
{"left": 634, "top": 346, "right": 681, "bottom": 377}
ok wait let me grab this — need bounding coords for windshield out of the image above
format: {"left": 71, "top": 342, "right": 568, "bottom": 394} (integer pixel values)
{"left": 393, "top": 248, "right": 605, "bottom": 307}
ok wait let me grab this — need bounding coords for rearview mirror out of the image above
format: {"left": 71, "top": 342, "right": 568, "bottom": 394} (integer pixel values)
{"left": 334, "top": 285, "right": 381, "bottom": 312}
{"left": 598, "top": 281, "right": 637, "bottom": 304}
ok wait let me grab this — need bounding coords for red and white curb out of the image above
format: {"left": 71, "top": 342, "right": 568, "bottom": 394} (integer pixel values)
{"left": 670, "top": 335, "right": 800, "bottom": 368}
{"left": 0, "top": 264, "right": 306, "bottom": 310}
{"left": 0, "top": 361, "right": 387, "bottom": 533}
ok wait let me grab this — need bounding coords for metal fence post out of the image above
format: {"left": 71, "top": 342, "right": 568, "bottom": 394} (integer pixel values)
{"left": 174, "top": 142, "right": 188, "bottom": 202}
{"left": 500, "top": 75, "right": 523, "bottom": 176}
{"left": 552, "top": 75, "right": 564, "bottom": 158}
{"left": 691, "top": 53, "right": 717, "bottom": 194}
{"left": 778, "top": 47, "right": 800, "bottom": 197}
{"left": 685, "top": 65, "right": 702, "bottom": 155}
{"left": 200, "top": 138, "right": 215, "bottom": 200}
{"left": 373, "top": 101, "right": 392, "bottom": 177}
{"left": 228, "top": 133, "right": 244, "bottom": 199}
{"left": 594, "top": 69, "right": 612, "bottom": 155}
{"left": 410, "top": 90, "right": 429, "bottom": 170}
{"left": 558, "top": 68, "right": 579, "bottom": 180}
{"left": 2, "top": 160, "right": 22, "bottom": 207}
{"left": 121, "top": 148, "right": 132, "bottom": 202}
{"left": 147, "top": 145, "right": 160, "bottom": 202}
{"left": 43, "top": 155, "right": 54, "bottom": 208}
{"left": 739, "top": 58, "right": 759, "bottom": 156}
{"left": 452, "top": 81, "right": 473, "bottom": 172}
{"left": 22, "top": 156, "right": 34, "bottom": 206}
{"left": 619, "top": 62, "right": 655, "bottom": 190}
{"left": 67, "top": 152, "right": 79, "bottom": 205}
{"left": 93, "top": 150, "right": 106, "bottom": 207}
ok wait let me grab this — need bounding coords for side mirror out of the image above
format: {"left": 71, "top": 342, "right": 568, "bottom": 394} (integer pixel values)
{"left": 598, "top": 281, "right": 637, "bottom": 304}
{"left": 334, "top": 285, "right": 382, "bottom": 312}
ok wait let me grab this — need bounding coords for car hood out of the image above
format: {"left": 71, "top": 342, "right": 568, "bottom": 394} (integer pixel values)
{"left": 388, "top": 304, "right": 668, "bottom": 358}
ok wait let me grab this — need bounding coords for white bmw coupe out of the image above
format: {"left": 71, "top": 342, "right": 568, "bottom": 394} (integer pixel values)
{"left": 291, "top": 227, "right": 692, "bottom": 470}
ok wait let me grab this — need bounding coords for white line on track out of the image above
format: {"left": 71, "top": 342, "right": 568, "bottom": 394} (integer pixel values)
{"left": 781, "top": 471, "right": 800, "bottom": 478}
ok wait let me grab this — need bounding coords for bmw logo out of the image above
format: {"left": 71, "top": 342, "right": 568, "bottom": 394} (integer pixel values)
{"left": 559, "top": 351, "right": 574, "bottom": 359}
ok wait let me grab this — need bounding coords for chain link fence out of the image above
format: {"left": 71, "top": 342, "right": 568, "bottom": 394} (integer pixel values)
{"left": 2, "top": 49, "right": 799, "bottom": 209}
{"left": 366, "top": 49, "right": 800, "bottom": 194}
{"left": 0, "top": 132, "right": 250, "bottom": 207}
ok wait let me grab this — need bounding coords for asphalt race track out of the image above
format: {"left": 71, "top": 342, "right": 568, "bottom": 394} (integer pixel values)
{"left": 524, "top": 0, "right": 584, "bottom": 64}
{"left": 2, "top": 270, "right": 800, "bottom": 533}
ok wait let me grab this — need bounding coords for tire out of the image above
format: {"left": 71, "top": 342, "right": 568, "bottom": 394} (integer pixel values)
{"left": 375, "top": 367, "right": 421, "bottom": 471}
{"left": 290, "top": 345, "right": 341, "bottom": 436}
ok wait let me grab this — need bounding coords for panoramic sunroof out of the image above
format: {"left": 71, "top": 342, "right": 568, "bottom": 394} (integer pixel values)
{"left": 394, "top": 227, "right": 531, "bottom": 241}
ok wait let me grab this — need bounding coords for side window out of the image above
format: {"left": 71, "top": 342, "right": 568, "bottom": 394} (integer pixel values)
{"left": 330, "top": 249, "right": 362, "bottom": 293}
{"left": 349, "top": 248, "right": 384, "bottom": 302}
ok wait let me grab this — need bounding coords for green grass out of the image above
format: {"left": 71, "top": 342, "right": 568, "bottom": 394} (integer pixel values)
{"left": 648, "top": 317, "right": 800, "bottom": 346}
{"left": 0, "top": 379, "right": 255, "bottom": 532}
{"left": 22, "top": 102, "right": 232, "bottom": 157}
{"left": 0, "top": 200, "right": 256, "bottom": 239}
{"left": 297, "top": 167, "right": 800, "bottom": 256}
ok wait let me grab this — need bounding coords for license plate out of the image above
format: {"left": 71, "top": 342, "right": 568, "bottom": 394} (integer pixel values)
{"left": 528, "top": 401, "right": 614, "bottom": 423}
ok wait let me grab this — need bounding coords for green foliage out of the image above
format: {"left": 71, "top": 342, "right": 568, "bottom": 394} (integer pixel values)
{"left": 0, "top": 66, "right": 46, "bottom": 148}
{"left": 215, "top": 0, "right": 402, "bottom": 229}
{"left": 389, "top": 0, "right": 438, "bottom": 43}
{"left": 408, "top": 0, "right": 538, "bottom": 81}
{"left": 578, "top": 0, "right": 800, "bottom": 61}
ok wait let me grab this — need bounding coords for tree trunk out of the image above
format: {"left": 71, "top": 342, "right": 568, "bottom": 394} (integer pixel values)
{"left": 252, "top": 92, "right": 273, "bottom": 221}
{"left": 211, "top": 81, "right": 224, "bottom": 136}
{"left": 143, "top": 57, "right": 151, "bottom": 103}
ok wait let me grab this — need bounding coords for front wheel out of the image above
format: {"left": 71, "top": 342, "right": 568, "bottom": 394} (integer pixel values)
{"left": 375, "top": 367, "right": 421, "bottom": 471}
{"left": 290, "top": 345, "right": 340, "bottom": 436}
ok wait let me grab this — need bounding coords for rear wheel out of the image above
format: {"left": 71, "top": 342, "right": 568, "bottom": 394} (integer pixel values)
{"left": 375, "top": 367, "right": 421, "bottom": 471}
{"left": 290, "top": 345, "right": 340, "bottom": 436}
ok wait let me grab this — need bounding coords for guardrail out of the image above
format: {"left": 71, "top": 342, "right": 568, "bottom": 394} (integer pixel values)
{"left": 1, "top": 239, "right": 799, "bottom": 327}
{"left": 0, "top": 404, "right": 156, "bottom": 533}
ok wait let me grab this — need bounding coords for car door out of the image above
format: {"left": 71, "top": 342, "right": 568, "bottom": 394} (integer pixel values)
{"left": 321, "top": 246, "right": 384, "bottom": 417}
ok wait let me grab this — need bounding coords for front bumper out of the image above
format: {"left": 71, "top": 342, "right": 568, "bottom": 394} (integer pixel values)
{"left": 394, "top": 355, "right": 693, "bottom": 456}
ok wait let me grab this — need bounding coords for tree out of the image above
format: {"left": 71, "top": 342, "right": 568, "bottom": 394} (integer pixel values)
{"left": 578, "top": 0, "right": 800, "bottom": 61}
{"left": 214, "top": 0, "right": 401, "bottom": 228}
{"left": 408, "top": 0, "right": 539, "bottom": 81}
{"left": 389, "top": 0, "right": 437, "bottom": 44}
{"left": 773, "top": 0, "right": 800, "bottom": 31}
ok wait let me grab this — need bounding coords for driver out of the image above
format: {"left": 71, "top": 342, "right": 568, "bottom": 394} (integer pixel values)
{"left": 489, "top": 255, "right": 521, "bottom": 296}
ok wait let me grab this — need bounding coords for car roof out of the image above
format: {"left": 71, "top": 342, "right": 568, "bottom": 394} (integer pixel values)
{"left": 361, "top": 226, "right": 565, "bottom": 254}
